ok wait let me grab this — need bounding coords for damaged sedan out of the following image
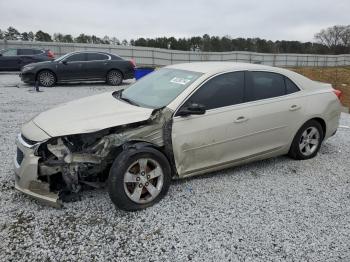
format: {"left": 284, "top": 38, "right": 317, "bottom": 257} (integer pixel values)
{"left": 14, "top": 62, "right": 342, "bottom": 211}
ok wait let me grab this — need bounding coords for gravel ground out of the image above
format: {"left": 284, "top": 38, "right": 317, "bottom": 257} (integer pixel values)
{"left": 0, "top": 73, "right": 349, "bottom": 262}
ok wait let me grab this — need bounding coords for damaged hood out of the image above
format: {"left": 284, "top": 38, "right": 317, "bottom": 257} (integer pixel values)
{"left": 32, "top": 92, "right": 154, "bottom": 137}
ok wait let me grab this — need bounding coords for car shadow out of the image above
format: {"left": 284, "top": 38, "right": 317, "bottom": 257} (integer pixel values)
{"left": 20, "top": 80, "right": 134, "bottom": 89}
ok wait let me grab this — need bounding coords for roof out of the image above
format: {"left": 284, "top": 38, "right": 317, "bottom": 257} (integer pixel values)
{"left": 168, "top": 62, "right": 284, "bottom": 74}
{"left": 167, "top": 62, "right": 317, "bottom": 90}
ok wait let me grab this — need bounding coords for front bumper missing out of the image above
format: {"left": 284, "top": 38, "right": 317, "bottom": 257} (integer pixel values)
{"left": 14, "top": 134, "right": 62, "bottom": 208}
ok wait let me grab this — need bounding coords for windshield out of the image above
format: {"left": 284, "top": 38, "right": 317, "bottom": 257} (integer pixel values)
{"left": 121, "top": 68, "right": 203, "bottom": 108}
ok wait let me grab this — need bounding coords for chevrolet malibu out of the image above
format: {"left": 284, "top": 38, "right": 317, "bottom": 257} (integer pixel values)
{"left": 14, "top": 62, "right": 342, "bottom": 211}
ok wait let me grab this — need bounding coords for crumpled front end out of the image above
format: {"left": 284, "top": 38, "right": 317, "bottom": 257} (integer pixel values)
{"left": 14, "top": 107, "right": 175, "bottom": 207}
{"left": 14, "top": 133, "right": 62, "bottom": 207}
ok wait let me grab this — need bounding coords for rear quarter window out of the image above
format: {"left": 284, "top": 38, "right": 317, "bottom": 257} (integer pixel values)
{"left": 285, "top": 78, "right": 300, "bottom": 94}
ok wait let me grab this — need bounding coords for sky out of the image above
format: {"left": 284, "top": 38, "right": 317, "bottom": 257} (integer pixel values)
{"left": 0, "top": 0, "right": 349, "bottom": 42}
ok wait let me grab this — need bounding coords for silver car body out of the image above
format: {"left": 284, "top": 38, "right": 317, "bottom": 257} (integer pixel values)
{"left": 14, "top": 62, "right": 341, "bottom": 206}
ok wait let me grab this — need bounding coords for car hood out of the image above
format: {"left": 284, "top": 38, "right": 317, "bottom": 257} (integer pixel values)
{"left": 32, "top": 92, "right": 154, "bottom": 137}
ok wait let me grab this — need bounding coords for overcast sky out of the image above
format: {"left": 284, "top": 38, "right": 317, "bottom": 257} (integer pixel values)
{"left": 0, "top": 0, "right": 349, "bottom": 42}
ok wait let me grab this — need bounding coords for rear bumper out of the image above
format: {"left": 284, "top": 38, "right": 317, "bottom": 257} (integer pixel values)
{"left": 14, "top": 134, "right": 62, "bottom": 207}
{"left": 20, "top": 72, "right": 36, "bottom": 84}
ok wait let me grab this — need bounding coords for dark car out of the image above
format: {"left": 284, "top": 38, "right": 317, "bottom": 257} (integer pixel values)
{"left": 0, "top": 48, "right": 54, "bottom": 71}
{"left": 20, "top": 51, "right": 135, "bottom": 87}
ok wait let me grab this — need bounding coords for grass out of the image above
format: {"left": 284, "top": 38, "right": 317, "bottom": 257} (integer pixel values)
{"left": 291, "top": 67, "right": 350, "bottom": 108}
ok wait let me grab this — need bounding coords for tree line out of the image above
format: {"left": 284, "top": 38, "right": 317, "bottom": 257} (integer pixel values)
{"left": 0, "top": 25, "right": 349, "bottom": 54}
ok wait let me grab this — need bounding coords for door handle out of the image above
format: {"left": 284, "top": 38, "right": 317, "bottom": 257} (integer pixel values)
{"left": 289, "top": 105, "right": 301, "bottom": 111}
{"left": 234, "top": 116, "right": 248, "bottom": 123}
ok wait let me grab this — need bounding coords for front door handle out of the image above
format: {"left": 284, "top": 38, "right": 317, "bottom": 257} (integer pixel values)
{"left": 234, "top": 116, "right": 248, "bottom": 123}
{"left": 289, "top": 105, "right": 301, "bottom": 111}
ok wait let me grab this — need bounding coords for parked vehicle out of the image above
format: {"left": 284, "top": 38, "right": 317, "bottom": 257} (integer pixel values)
{"left": 14, "top": 62, "right": 342, "bottom": 211}
{"left": 0, "top": 48, "right": 54, "bottom": 71}
{"left": 20, "top": 51, "right": 135, "bottom": 86}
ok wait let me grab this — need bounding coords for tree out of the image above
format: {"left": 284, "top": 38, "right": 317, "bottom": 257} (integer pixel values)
{"left": 111, "top": 37, "right": 120, "bottom": 45}
{"left": 102, "top": 35, "right": 110, "bottom": 44}
{"left": 315, "top": 26, "right": 342, "bottom": 48}
{"left": 0, "top": 29, "right": 4, "bottom": 40}
{"left": 340, "top": 25, "right": 350, "bottom": 47}
{"left": 53, "top": 33, "right": 64, "bottom": 42}
{"left": 121, "top": 39, "right": 128, "bottom": 46}
{"left": 5, "top": 26, "right": 20, "bottom": 40}
{"left": 75, "top": 33, "right": 91, "bottom": 43}
{"left": 28, "top": 31, "right": 34, "bottom": 41}
{"left": 62, "top": 34, "right": 74, "bottom": 43}
{"left": 21, "top": 32, "right": 29, "bottom": 41}
{"left": 35, "top": 30, "right": 52, "bottom": 42}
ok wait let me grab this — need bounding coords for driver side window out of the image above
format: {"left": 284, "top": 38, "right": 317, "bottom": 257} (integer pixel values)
{"left": 183, "top": 71, "right": 245, "bottom": 111}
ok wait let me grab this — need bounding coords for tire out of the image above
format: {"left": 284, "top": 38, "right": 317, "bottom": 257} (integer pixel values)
{"left": 288, "top": 120, "right": 324, "bottom": 160}
{"left": 106, "top": 70, "right": 123, "bottom": 86}
{"left": 37, "top": 70, "right": 56, "bottom": 87}
{"left": 108, "top": 146, "right": 171, "bottom": 211}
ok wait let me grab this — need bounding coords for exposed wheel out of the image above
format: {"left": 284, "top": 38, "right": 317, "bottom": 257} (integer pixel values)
{"left": 108, "top": 146, "right": 171, "bottom": 211}
{"left": 37, "top": 70, "right": 56, "bottom": 87}
{"left": 289, "top": 120, "right": 324, "bottom": 160}
{"left": 106, "top": 70, "right": 123, "bottom": 86}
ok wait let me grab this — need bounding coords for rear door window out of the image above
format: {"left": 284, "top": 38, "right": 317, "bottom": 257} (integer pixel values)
{"left": 246, "top": 72, "right": 286, "bottom": 101}
{"left": 65, "top": 53, "right": 86, "bottom": 62}
{"left": 185, "top": 71, "right": 245, "bottom": 110}
{"left": 87, "top": 53, "right": 109, "bottom": 61}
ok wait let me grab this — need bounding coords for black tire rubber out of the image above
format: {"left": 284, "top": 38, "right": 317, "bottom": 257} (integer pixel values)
{"left": 106, "top": 70, "right": 123, "bottom": 86}
{"left": 108, "top": 146, "right": 171, "bottom": 211}
{"left": 288, "top": 120, "right": 324, "bottom": 160}
{"left": 37, "top": 70, "right": 56, "bottom": 87}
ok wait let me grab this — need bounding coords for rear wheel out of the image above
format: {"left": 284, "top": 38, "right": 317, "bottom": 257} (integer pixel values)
{"left": 108, "top": 146, "right": 171, "bottom": 211}
{"left": 289, "top": 120, "right": 324, "bottom": 160}
{"left": 106, "top": 70, "right": 123, "bottom": 86}
{"left": 37, "top": 70, "right": 56, "bottom": 87}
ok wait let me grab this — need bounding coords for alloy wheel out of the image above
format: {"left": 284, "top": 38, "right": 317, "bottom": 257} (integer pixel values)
{"left": 298, "top": 126, "right": 320, "bottom": 156}
{"left": 39, "top": 71, "right": 55, "bottom": 86}
{"left": 108, "top": 71, "right": 122, "bottom": 85}
{"left": 123, "top": 158, "right": 164, "bottom": 204}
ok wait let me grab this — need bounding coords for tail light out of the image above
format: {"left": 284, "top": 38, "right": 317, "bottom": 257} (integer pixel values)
{"left": 332, "top": 88, "right": 342, "bottom": 100}
{"left": 130, "top": 59, "right": 136, "bottom": 68}
{"left": 47, "top": 50, "right": 55, "bottom": 59}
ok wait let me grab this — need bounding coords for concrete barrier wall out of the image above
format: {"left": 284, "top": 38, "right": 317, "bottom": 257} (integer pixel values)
{"left": 1, "top": 40, "right": 350, "bottom": 67}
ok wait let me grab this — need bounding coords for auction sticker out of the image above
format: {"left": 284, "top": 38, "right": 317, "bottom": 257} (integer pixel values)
{"left": 170, "top": 77, "right": 191, "bottom": 85}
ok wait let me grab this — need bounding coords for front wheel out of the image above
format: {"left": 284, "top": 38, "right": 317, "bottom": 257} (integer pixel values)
{"left": 108, "top": 146, "right": 171, "bottom": 211}
{"left": 37, "top": 70, "right": 56, "bottom": 87}
{"left": 106, "top": 70, "right": 123, "bottom": 86}
{"left": 289, "top": 120, "right": 324, "bottom": 160}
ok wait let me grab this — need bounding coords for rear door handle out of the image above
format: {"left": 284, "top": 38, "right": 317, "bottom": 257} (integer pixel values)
{"left": 289, "top": 105, "right": 301, "bottom": 111}
{"left": 234, "top": 116, "right": 248, "bottom": 123}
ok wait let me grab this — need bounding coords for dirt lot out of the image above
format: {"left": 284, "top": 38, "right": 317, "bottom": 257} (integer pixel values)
{"left": 0, "top": 73, "right": 350, "bottom": 262}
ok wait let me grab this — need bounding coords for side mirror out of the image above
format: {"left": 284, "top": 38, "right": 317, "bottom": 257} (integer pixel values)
{"left": 177, "top": 103, "right": 206, "bottom": 117}
{"left": 0, "top": 53, "right": 2, "bottom": 57}
{"left": 61, "top": 60, "right": 68, "bottom": 65}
